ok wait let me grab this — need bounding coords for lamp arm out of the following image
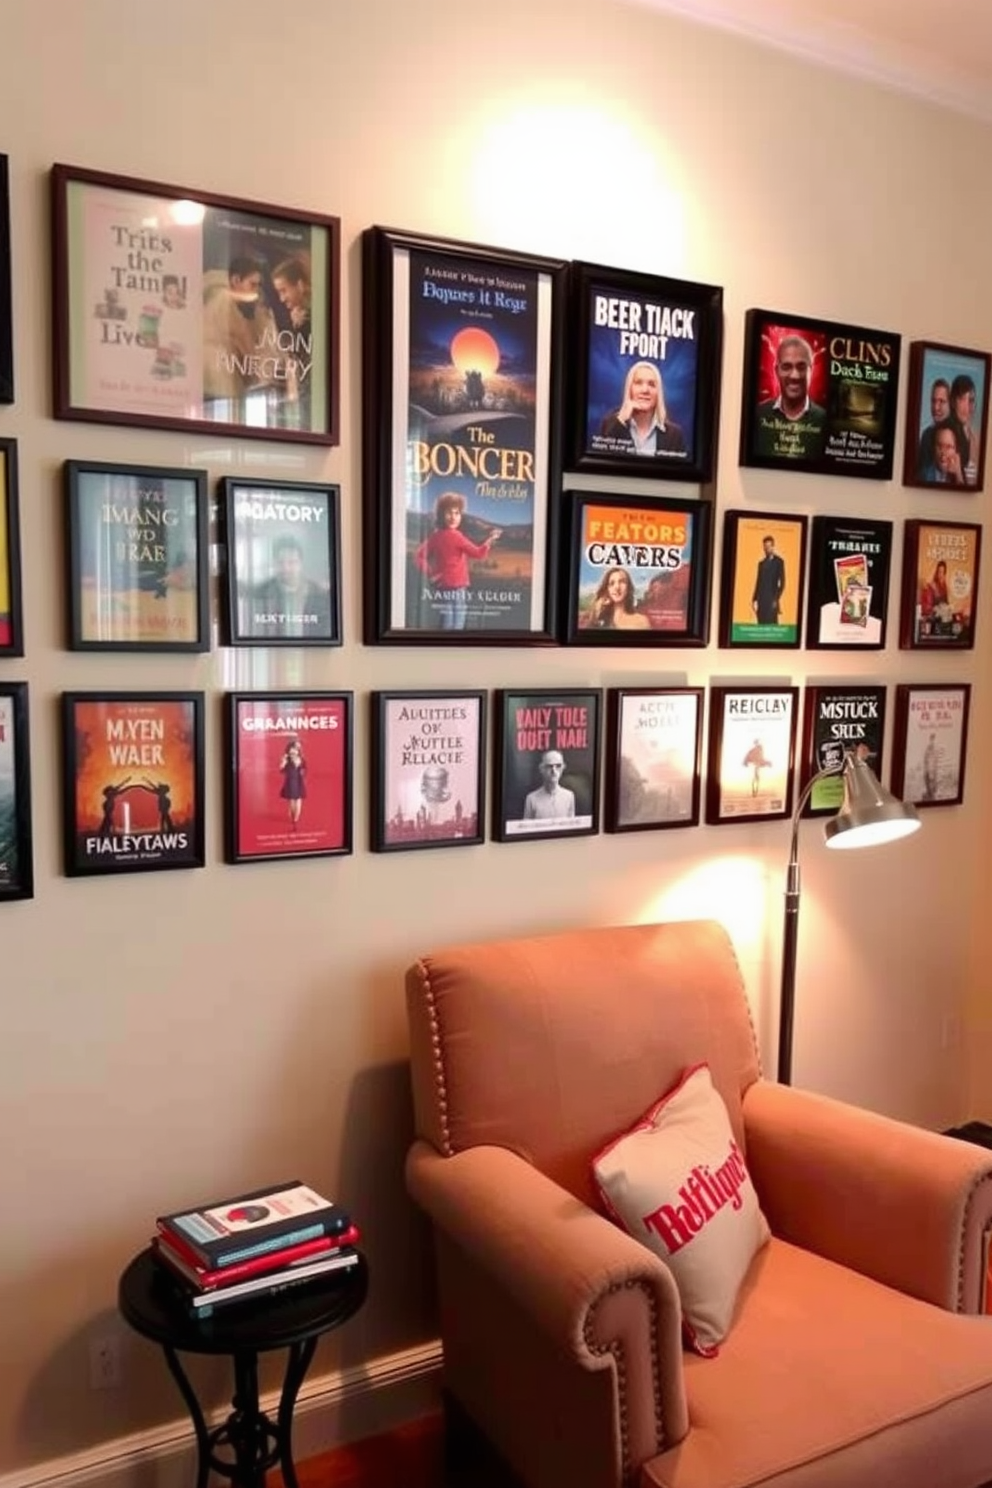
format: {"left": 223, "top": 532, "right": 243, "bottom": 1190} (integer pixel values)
{"left": 778, "top": 754, "right": 847, "bottom": 1086}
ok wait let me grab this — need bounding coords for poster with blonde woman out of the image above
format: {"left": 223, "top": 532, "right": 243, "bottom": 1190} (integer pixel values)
{"left": 569, "top": 261, "right": 723, "bottom": 482}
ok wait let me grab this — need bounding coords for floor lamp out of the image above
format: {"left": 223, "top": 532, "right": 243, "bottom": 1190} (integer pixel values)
{"left": 778, "top": 750, "right": 922, "bottom": 1086}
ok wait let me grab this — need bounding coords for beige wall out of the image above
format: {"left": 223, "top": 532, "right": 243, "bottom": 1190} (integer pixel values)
{"left": 2, "top": 0, "right": 989, "bottom": 1474}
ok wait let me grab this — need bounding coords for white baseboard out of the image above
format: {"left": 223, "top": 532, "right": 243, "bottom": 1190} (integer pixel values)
{"left": 1, "top": 1340, "right": 444, "bottom": 1488}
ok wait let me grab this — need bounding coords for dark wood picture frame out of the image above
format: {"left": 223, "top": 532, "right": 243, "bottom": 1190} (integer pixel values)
{"left": 567, "top": 260, "right": 722, "bottom": 482}
{"left": 902, "top": 340, "right": 990, "bottom": 491}
{"left": 0, "top": 681, "right": 33, "bottom": 901}
{"left": 493, "top": 688, "right": 601, "bottom": 842}
{"left": 799, "top": 684, "right": 887, "bottom": 818}
{"left": 804, "top": 514, "right": 893, "bottom": 651}
{"left": 739, "top": 308, "right": 900, "bottom": 479}
{"left": 705, "top": 685, "right": 799, "bottom": 825}
{"left": 370, "top": 690, "right": 486, "bottom": 852}
{"left": 718, "top": 509, "right": 807, "bottom": 649}
{"left": 562, "top": 490, "right": 711, "bottom": 646}
{"left": 361, "top": 225, "right": 565, "bottom": 645}
{"left": 604, "top": 687, "right": 703, "bottom": 832}
{"left": 224, "top": 692, "right": 353, "bottom": 864}
{"left": 61, "top": 691, "right": 205, "bottom": 877}
{"left": 65, "top": 459, "right": 209, "bottom": 652}
{"left": 899, "top": 518, "right": 981, "bottom": 650}
{"left": 51, "top": 163, "right": 340, "bottom": 444}
{"left": 891, "top": 683, "right": 970, "bottom": 808}
{"left": 220, "top": 478, "right": 342, "bottom": 648}
{"left": 0, "top": 439, "right": 23, "bottom": 657}
{"left": 0, "top": 155, "right": 12, "bottom": 404}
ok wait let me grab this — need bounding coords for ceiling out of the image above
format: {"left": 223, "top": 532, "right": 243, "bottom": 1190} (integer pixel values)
{"left": 635, "top": 0, "right": 992, "bottom": 122}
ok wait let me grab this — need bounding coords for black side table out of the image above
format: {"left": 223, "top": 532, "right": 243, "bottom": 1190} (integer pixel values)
{"left": 119, "top": 1246, "right": 368, "bottom": 1488}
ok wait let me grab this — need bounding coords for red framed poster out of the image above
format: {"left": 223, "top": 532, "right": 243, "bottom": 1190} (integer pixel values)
{"left": 61, "top": 691, "right": 205, "bottom": 876}
{"left": 224, "top": 692, "right": 352, "bottom": 863}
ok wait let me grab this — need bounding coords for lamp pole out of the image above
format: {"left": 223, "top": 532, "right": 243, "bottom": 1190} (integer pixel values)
{"left": 778, "top": 758, "right": 844, "bottom": 1087}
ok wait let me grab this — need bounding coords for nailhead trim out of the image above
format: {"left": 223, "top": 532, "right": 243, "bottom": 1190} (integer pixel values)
{"left": 957, "top": 1171, "right": 992, "bottom": 1311}
{"left": 419, "top": 960, "right": 454, "bottom": 1155}
{"left": 583, "top": 1278, "right": 665, "bottom": 1486}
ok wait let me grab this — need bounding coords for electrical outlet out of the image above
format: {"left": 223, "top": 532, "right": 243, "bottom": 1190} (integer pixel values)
{"left": 89, "top": 1332, "right": 121, "bottom": 1390}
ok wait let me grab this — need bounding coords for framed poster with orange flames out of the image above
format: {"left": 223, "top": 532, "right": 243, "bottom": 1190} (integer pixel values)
{"left": 61, "top": 691, "right": 205, "bottom": 876}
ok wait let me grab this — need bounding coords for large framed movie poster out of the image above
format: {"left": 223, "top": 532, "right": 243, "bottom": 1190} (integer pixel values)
{"left": 567, "top": 261, "right": 722, "bottom": 482}
{"left": 493, "top": 688, "right": 601, "bottom": 843}
{"left": 739, "top": 309, "right": 900, "bottom": 479}
{"left": 805, "top": 515, "right": 893, "bottom": 650}
{"left": 51, "top": 164, "right": 340, "bottom": 443}
{"left": 224, "top": 692, "right": 352, "bottom": 864}
{"left": 61, "top": 691, "right": 205, "bottom": 877}
{"left": 362, "top": 225, "right": 565, "bottom": 644}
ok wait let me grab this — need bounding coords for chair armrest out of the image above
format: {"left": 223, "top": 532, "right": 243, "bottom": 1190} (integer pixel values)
{"left": 406, "top": 1139, "right": 688, "bottom": 1456}
{"left": 743, "top": 1080, "right": 992, "bottom": 1312}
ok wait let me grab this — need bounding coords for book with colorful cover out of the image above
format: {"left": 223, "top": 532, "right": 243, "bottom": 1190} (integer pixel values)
{"left": 184, "top": 1249, "right": 361, "bottom": 1317}
{"left": 156, "top": 1179, "right": 352, "bottom": 1268}
{"left": 153, "top": 1222, "right": 361, "bottom": 1291}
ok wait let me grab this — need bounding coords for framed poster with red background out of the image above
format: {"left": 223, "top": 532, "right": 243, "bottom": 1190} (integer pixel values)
{"left": 225, "top": 692, "right": 352, "bottom": 864}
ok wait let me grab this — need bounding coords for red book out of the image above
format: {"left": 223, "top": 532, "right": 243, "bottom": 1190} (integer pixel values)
{"left": 153, "top": 1222, "right": 361, "bottom": 1291}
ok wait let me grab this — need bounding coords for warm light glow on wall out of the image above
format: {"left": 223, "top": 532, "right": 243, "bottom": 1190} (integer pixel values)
{"left": 465, "top": 99, "right": 688, "bottom": 263}
{"left": 637, "top": 852, "right": 769, "bottom": 959}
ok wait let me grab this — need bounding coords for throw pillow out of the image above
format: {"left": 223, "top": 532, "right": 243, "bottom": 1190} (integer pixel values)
{"left": 592, "top": 1062, "right": 769, "bottom": 1355}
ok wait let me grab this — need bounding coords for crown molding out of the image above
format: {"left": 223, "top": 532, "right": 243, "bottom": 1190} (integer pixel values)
{"left": 631, "top": 0, "right": 992, "bottom": 124}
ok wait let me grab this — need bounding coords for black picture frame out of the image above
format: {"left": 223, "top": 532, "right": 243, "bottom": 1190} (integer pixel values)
{"left": 0, "top": 155, "right": 12, "bottom": 404}
{"left": 0, "top": 681, "right": 33, "bottom": 901}
{"left": 739, "top": 308, "right": 900, "bottom": 479}
{"left": 61, "top": 691, "right": 206, "bottom": 877}
{"left": 493, "top": 688, "right": 601, "bottom": 842}
{"left": 0, "top": 439, "right": 23, "bottom": 657}
{"left": 361, "top": 225, "right": 565, "bottom": 645}
{"left": 804, "top": 514, "right": 893, "bottom": 651}
{"left": 562, "top": 490, "right": 711, "bottom": 645}
{"left": 799, "top": 684, "right": 887, "bottom": 818}
{"left": 604, "top": 687, "right": 703, "bottom": 833}
{"left": 220, "top": 478, "right": 342, "bottom": 647}
{"left": 891, "top": 683, "right": 970, "bottom": 808}
{"left": 899, "top": 519, "right": 982, "bottom": 650}
{"left": 224, "top": 692, "right": 353, "bottom": 864}
{"left": 370, "top": 690, "right": 487, "bottom": 852}
{"left": 51, "top": 163, "right": 340, "bottom": 444}
{"left": 718, "top": 510, "right": 807, "bottom": 649}
{"left": 705, "top": 685, "right": 799, "bottom": 825}
{"left": 65, "top": 459, "right": 209, "bottom": 652}
{"left": 902, "top": 340, "right": 990, "bottom": 491}
{"left": 567, "top": 260, "right": 722, "bottom": 482}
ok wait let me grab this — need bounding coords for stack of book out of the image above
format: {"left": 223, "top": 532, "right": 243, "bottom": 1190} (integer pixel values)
{"left": 152, "top": 1178, "right": 360, "bottom": 1317}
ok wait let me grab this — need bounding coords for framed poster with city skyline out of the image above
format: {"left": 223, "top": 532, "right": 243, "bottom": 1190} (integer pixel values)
{"left": 370, "top": 690, "right": 486, "bottom": 853}
{"left": 739, "top": 308, "right": 900, "bottom": 479}
{"left": 0, "top": 154, "right": 12, "bottom": 403}
{"left": 362, "top": 225, "right": 565, "bottom": 645}
{"left": 224, "top": 692, "right": 353, "bottom": 864}
{"left": 220, "top": 478, "right": 341, "bottom": 647}
{"left": 65, "top": 459, "right": 209, "bottom": 652}
{"left": 902, "top": 340, "right": 990, "bottom": 491}
{"left": 566, "top": 260, "right": 722, "bottom": 483}
{"left": 60, "top": 691, "right": 205, "bottom": 877}
{"left": 51, "top": 164, "right": 340, "bottom": 444}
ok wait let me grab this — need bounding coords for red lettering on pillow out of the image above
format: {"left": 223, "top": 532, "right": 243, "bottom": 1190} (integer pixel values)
{"left": 641, "top": 1141, "right": 749, "bottom": 1254}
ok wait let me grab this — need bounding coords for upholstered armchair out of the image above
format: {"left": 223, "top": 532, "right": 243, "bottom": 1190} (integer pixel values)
{"left": 405, "top": 919, "right": 992, "bottom": 1488}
